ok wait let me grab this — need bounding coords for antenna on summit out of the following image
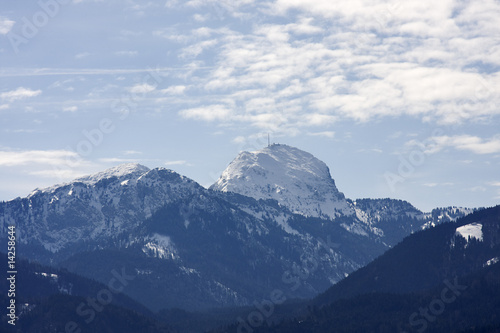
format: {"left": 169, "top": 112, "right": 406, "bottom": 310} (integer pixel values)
{"left": 267, "top": 133, "right": 270, "bottom": 147}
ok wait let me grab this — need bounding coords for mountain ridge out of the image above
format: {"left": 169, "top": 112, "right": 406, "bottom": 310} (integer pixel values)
{"left": 0, "top": 144, "right": 477, "bottom": 311}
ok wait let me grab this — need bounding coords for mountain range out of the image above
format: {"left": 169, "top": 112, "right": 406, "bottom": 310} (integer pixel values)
{"left": 0, "top": 144, "right": 483, "bottom": 330}
{"left": 213, "top": 205, "right": 500, "bottom": 333}
{"left": 3, "top": 206, "right": 498, "bottom": 332}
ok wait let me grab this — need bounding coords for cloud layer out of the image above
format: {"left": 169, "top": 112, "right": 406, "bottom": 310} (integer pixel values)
{"left": 0, "top": 87, "right": 42, "bottom": 102}
{"left": 3, "top": 0, "right": 499, "bottom": 131}
{"left": 163, "top": 0, "right": 500, "bottom": 130}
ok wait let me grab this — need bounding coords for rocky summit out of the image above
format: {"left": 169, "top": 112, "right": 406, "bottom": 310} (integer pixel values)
{"left": 210, "top": 144, "right": 353, "bottom": 219}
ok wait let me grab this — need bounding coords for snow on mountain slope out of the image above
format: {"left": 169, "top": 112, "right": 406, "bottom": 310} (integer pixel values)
{"left": 31, "top": 163, "right": 151, "bottom": 195}
{"left": 422, "top": 206, "right": 477, "bottom": 229}
{"left": 75, "top": 163, "right": 151, "bottom": 185}
{"left": 210, "top": 144, "right": 354, "bottom": 219}
{"left": 0, "top": 164, "right": 203, "bottom": 256}
{"left": 352, "top": 198, "right": 424, "bottom": 224}
{"left": 456, "top": 223, "right": 483, "bottom": 242}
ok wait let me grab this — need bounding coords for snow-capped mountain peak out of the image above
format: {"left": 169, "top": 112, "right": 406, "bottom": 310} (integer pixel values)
{"left": 210, "top": 144, "right": 353, "bottom": 219}
{"left": 75, "top": 163, "right": 150, "bottom": 185}
{"left": 28, "top": 163, "right": 151, "bottom": 197}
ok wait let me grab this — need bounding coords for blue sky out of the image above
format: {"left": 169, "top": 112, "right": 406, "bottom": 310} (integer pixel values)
{"left": 0, "top": 0, "right": 499, "bottom": 211}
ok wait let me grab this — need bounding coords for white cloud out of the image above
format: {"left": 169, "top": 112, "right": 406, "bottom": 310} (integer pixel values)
{"left": 160, "top": 85, "right": 186, "bottom": 95}
{"left": 286, "top": 17, "right": 324, "bottom": 35}
{"left": 428, "top": 135, "right": 500, "bottom": 155}
{"left": 129, "top": 83, "right": 156, "bottom": 94}
{"left": 73, "top": 0, "right": 105, "bottom": 4}
{"left": 0, "top": 104, "right": 9, "bottom": 110}
{"left": 423, "top": 182, "right": 453, "bottom": 188}
{"left": 184, "top": 0, "right": 257, "bottom": 19}
{"left": 99, "top": 158, "right": 138, "bottom": 163}
{"left": 303, "top": 114, "right": 337, "bottom": 126}
{"left": 62, "top": 106, "right": 78, "bottom": 112}
{"left": 164, "top": 0, "right": 180, "bottom": 8}
{"left": 118, "top": 30, "right": 143, "bottom": 41}
{"left": 469, "top": 186, "right": 487, "bottom": 192}
{"left": 3, "top": 129, "right": 45, "bottom": 134}
{"left": 0, "top": 87, "right": 42, "bottom": 102}
{"left": 179, "top": 104, "right": 231, "bottom": 122}
{"left": 0, "top": 149, "right": 97, "bottom": 186}
{"left": 180, "top": 39, "right": 218, "bottom": 58}
{"left": 1, "top": 0, "right": 499, "bottom": 145}
{"left": 232, "top": 136, "right": 246, "bottom": 144}
{"left": 164, "top": 0, "right": 500, "bottom": 131}
{"left": 164, "top": 160, "right": 189, "bottom": 166}
{"left": 388, "top": 131, "right": 403, "bottom": 139}
{"left": 0, "top": 149, "right": 80, "bottom": 167}
{"left": 115, "top": 50, "right": 138, "bottom": 57}
{"left": 29, "top": 169, "right": 87, "bottom": 179}
{"left": 75, "top": 52, "right": 92, "bottom": 59}
{"left": 49, "top": 79, "right": 77, "bottom": 92}
{"left": 242, "top": 113, "right": 289, "bottom": 131}
{"left": 307, "top": 131, "right": 335, "bottom": 138}
{"left": 0, "top": 67, "right": 203, "bottom": 78}
{"left": 153, "top": 28, "right": 191, "bottom": 42}
{"left": 0, "top": 17, "right": 15, "bottom": 35}
{"left": 123, "top": 150, "right": 142, "bottom": 155}
{"left": 193, "top": 13, "right": 209, "bottom": 22}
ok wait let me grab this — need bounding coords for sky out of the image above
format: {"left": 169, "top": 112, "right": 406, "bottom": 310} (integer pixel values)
{"left": 0, "top": 0, "right": 499, "bottom": 212}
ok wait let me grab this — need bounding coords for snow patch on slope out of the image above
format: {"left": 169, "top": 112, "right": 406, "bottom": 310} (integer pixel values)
{"left": 456, "top": 223, "right": 483, "bottom": 242}
{"left": 142, "top": 233, "right": 178, "bottom": 260}
{"left": 485, "top": 257, "right": 499, "bottom": 267}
